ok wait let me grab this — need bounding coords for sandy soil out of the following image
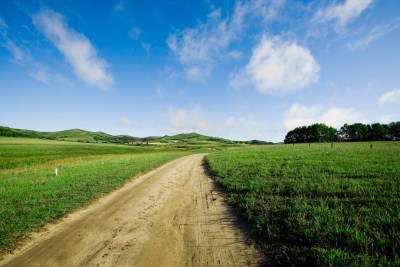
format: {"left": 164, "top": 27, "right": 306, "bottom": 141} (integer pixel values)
{"left": 1, "top": 154, "right": 264, "bottom": 267}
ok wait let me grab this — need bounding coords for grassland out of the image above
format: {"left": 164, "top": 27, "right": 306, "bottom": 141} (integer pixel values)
{"left": 205, "top": 142, "right": 400, "bottom": 266}
{"left": 0, "top": 125, "right": 238, "bottom": 144}
{"left": 0, "top": 137, "right": 194, "bottom": 255}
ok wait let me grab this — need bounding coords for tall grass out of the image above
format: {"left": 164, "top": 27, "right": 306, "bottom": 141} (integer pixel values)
{"left": 0, "top": 138, "right": 191, "bottom": 254}
{"left": 205, "top": 142, "right": 400, "bottom": 266}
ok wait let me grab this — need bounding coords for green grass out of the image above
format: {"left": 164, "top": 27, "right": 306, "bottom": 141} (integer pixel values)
{"left": 0, "top": 137, "right": 174, "bottom": 171}
{"left": 0, "top": 137, "right": 192, "bottom": 254}
{"left": 205, "top": 142, "right": 400, "bottom": 266}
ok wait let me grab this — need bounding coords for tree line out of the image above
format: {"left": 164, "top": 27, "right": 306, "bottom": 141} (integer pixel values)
{"left": 284, "top": 122, "right": 400, "bottom": 143}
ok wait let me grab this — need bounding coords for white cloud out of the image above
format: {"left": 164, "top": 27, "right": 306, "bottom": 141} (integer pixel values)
{"left": 165, "top": 106, "right": 209, "bottom": 134}
{"left": 166, "top": 12, "right": 226, "bottom": 80}
{"left": 167, "top": 0, "right": 284, "bottom": 80}
{"left": 232, "top": 36, "right": 320, "bottom": 94}
{"left": 314, "top": 0, "right": 373, "bottom": 28}
{"left": 347, "top": 18, "right": 400, "bottom": 50}
{"left": 283, "top": 103, "right": 362, "bottom": 130}
{"left": 320, "top": 107, "right": 362, "bottom": 127}
{"left": 33, "top": 9, "right": 114, "bottom": 90}
{"left": 378, "top": 88, "right": 400, "bottom": 105}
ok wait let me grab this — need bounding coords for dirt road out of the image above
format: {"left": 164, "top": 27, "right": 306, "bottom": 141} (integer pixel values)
{"left": 1, "top": 154, "right": 264, "bottom": 267}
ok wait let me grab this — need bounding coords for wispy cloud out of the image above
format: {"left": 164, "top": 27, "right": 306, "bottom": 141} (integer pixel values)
{"left": 347, "top": 18, "right": 400, "bottom": 50}
{"left": 33, "top": 9, "right": 114, "bottom": 90}
{"left": 283, "top": 103, "right": 362, "bottom": 130}
{"left": 378, "top": 88, "right": 400, "bottom": 105}
{"left": 314, "top": 0, "right": 373, "bottom": 30}
{"left": 1, "top": 16, "right": 70, "bottom": 85}
{"left": 166, "top": 9, "right": 228, "bottom": 81}
{"left": 0, "top": 17, "right": 6, "bottom": 29}
{"left": 231, "top": 36, "right": 320, "bottom": 94}
{"left": 128, "top": 27, "right": 142, "bottom": 40}
{"left": 0, "top": 18, "right": 30, "bottom": 63}
{"left": 167, "top": 0, "right": 284, "bottom": 80}
{"left": 141, "top": 42, "right": 151, "bottom": 56}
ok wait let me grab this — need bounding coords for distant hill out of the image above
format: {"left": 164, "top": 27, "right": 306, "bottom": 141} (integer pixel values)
{"left": 0, "top": 126, "right": 140, "bottom": 143}
{"left": 157, "top": 132, "right": 233, "bottom": 143}
{"left": 0, "top": 125, "right": 272, "bottom": 145}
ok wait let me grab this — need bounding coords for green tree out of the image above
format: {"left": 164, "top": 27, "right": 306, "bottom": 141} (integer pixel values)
{"left": 284, "top": 123, "right": 337, "bottom": 143}
{"left": 368, "top": 123, "right": 389, "bottom": 141}
{"left": 389, "top": 121, "right": 400, "bottom": 140}
{"left": 346, "top": 123, "right": 369, "bottom": 141}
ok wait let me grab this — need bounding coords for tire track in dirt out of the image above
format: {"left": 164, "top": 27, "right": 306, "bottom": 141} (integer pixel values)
{"left": 1, "top": 154, "right": 264, "bottom": 267}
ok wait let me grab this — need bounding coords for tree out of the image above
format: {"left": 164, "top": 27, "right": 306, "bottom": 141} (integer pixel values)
{"left": 389, "top": 121, "right": 400, "bottom": 140}
{"left": 338, "top": 124, "right": 349, "bottom": 141}
{"left": 346, "top": 123, "right": 369, "bottom": 142}
{"left": 285, "top": 121, "right": 399, "bottom": 143}
{"left": 368, "top": 123, "right": 389, "bottom": 141}
{"left": 284, "top": 123, "right": 337, "bottom": 143}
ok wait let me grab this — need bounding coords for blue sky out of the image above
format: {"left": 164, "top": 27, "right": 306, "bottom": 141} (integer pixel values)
{"left": 1, "top": 0, "right": 399, "bottom": 142}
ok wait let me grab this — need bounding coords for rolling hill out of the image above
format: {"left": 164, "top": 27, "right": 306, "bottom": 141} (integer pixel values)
{"left": 0, "top": 126, "right": 138, "bottom": 143}
{"left": 0, "top": 125, "right": 272, "bottom": 145}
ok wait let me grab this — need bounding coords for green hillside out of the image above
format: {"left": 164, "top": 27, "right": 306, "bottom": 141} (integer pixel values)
{"left": 0, "top": 125, "right": 271, "bottom": 145}
{"left": 0, "top": 126, "right": 139, "bottom": 143}
{"left": 158, "top": 132, "right": 233, "bottom": 144}
{"left": 42, "top": 129, "right": 126, "bottom": 143}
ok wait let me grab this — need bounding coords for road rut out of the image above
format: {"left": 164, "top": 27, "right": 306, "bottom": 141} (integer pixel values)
{"left": 1, "top": 154, "right": 264, "bottom": 267}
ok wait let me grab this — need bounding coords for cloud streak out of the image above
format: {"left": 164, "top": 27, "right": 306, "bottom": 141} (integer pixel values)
{"left": 33, "top": 9, "right": 114, "bottom": 90}
{"left": 0, "top": 16, "right": 70, "bottom": 85}
{"left": 378, "top": 88, "right": 400, "bottom": 105}
{"left": 0, "top": 18, "right": 30, "bottom": 63}
{"left": 347, "top": 18, "right": 400, "bottom": 50}
{"left": 314, "top": 0, "right": 373, "bottom": 29}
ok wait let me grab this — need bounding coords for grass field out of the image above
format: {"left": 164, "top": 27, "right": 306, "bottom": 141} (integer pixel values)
{"left": 205, "top": 142, "right": 400, "bottom": 266}
{"left": 0, "top": 137, "right": 193, "bottom": 254}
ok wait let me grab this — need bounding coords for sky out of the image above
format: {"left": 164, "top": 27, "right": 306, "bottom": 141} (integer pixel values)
{"left": 0, "top": 0, "right": 399, "bottom": 142}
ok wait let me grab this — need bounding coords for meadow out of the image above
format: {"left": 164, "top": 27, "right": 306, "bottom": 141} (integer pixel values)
{"left": 205, "top": 142, "right": 400, "bottom": 266}
{"left": 0, "top": 137, "right": 192, "bottom": 254}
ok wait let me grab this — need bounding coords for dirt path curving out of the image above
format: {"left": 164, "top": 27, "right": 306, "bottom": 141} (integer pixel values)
{"left": 1, "top": 154, "right": 264, "bottom": 267}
